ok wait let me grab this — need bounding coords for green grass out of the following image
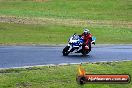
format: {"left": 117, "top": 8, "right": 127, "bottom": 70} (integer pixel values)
{"left": 0, "top": 22, "right": 132, "bottom": 44}
{"left": 0, "top": 0, "right": 131, "bottom": 44}
{"left": 0, "top": 0, "right": 131, "bottom": 21}
{"left": 0, "top": 61, "right": 132, "bottom": 88}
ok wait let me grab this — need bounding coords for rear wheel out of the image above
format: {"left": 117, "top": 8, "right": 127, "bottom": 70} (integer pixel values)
{"left": 88, "top": 42, "right": 91, "bottom": 51}
{"left": 81, "top": 49, "right": 89, "bottom": 56}
{"left": 63, "top": 46, "right": 70, "bottom": 56}
{"left": 81, "top": 43, "right": 90, "bottom": 56}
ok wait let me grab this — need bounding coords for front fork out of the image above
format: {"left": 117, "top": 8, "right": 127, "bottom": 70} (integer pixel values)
{"left": 68, "top": 44, "right": 72, "bottom": 52}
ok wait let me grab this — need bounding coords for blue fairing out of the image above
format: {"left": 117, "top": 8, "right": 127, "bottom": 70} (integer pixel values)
{"left": 72, "top": 42, "right": 80, "bottom": 46}
{"left": 79, "top": 37, "right": 84, "bottom": 43}
{"left": 71, "top": 37, "right": 84, "bottom": 47}
{"left": 92, "top": 36, "right": 96, "bottom": 41}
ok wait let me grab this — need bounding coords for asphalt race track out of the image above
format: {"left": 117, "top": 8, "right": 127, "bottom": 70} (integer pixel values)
{"left": 0, "top": 45, "right": 132, "bottom": 68}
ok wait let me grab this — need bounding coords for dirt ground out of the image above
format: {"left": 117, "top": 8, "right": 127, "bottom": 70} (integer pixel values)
{"left": 0, "top": 16, "right": 131, "bottom": 28}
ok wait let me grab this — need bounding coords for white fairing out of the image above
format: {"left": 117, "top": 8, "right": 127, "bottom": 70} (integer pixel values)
{"left": 69, "top": 36, "right": 79, "bottom": 44}
{"left": 91, "top": 40, "right": 95, "bottom": 44}
{"left": 67, "top": 36, "right": 82, "bottom": 52}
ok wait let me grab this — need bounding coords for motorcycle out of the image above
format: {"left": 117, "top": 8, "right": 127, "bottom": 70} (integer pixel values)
{"left": 63, "top": 33, "right": 96, "bottom": 56}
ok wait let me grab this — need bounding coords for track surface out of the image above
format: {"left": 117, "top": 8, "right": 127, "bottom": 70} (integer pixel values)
{"left": 0, "top": 45, "right": 132, "bottom": 68}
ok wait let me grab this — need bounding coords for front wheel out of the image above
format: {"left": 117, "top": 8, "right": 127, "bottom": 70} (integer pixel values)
{"left": 63, "top": 46, "right": 70, "bottom": 56}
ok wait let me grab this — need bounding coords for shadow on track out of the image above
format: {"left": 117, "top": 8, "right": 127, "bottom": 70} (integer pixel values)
{"left": 62, "top": 54, "right": 92, "bottom": 59}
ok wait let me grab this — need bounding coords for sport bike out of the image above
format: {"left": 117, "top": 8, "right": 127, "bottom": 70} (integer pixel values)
{"left": 62, "top": 33, "right": 96, "bottom": 56}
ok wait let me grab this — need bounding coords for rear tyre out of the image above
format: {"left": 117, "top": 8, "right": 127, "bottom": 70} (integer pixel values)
{"left": 81, "top": 43, "right": 90, "bottom": 56}
{"left": 81, "top": 50, "right": 89, "bottom": 56}
{"left": 88, "top": 42, "right": 91, "bottom": 51}
{"left": 63, "top": 46, "right": 70, "bottom": 56}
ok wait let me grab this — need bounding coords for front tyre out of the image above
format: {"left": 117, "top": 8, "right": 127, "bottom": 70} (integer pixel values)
{"left": 63, "top": 46, "right": 70, "bottom": 56}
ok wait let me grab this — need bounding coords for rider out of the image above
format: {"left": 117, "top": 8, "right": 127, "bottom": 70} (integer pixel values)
{"left": 80, "top": 28, "right": 92, "bottom": 51}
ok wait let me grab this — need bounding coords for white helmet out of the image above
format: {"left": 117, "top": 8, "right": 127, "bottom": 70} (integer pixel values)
{"left": 84, "top": 28, "right": 90, "bottom": 35}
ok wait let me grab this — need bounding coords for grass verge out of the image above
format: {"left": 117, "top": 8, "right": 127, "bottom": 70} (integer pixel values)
{"left": 0, "top": 22, "right": 132, "bottom": 45}
{"left": 0, "top": 61, "right": 132, "bottom": 88}
{"left": 0, "top": 0, "right": 131, "bottom": 44}
{"left": 0, "top": 0, "right": 131, "bottom": 21}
